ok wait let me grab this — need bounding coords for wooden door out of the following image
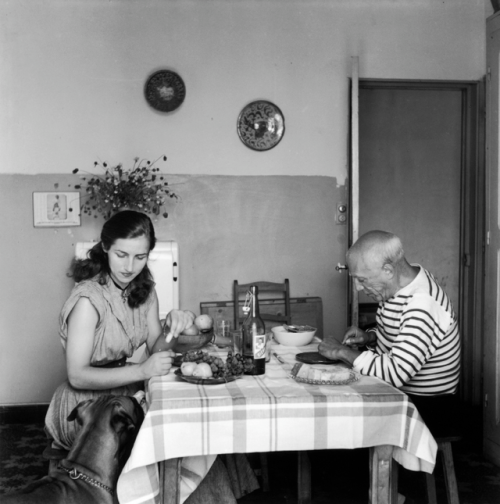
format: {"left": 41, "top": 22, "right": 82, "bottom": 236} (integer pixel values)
{"left": 485, "top": 11, "right": 500, "bottom": 466}
{"left": 359, "top": 85, "right": 462, "bottom": 309}
{"left": 349, "top": 79, "right": 483, "bottom": 409}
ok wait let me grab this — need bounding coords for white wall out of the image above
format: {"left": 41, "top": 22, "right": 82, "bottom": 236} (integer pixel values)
{"left": 0, "top": 0, "right": 489, "bottom": 405}
{"left": 0, "top": 0, "right": 488, "bottom": 179}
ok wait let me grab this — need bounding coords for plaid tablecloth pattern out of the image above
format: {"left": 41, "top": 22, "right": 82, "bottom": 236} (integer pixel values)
{"left": 117, "top": 340, "right": 437, "bottom": 504}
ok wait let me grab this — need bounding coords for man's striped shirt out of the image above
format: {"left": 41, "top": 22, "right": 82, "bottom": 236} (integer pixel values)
{"left": 352, "top": 266, "right": 461, "bottom": 396}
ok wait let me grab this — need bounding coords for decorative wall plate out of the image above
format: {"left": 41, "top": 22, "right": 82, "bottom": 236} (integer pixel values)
{"left": 144, "top": 70, "right": 186, "bottom": 113}
{"left": 237, "top": 100, "right": 285, "bottom": 151}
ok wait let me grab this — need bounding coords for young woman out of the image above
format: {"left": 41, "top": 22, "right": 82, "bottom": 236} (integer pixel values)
{"left": 45, "top": 210, "right": 193, "bottom": 452}
{"left": 45, "top": 210, "right": 259, "bottom": 502}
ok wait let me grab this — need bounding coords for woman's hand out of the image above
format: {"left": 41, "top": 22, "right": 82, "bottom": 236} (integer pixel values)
{"left": 140, "top": 350, "right": 176, "bottom": 378}
{"left": 342, "top": 326, "right": 375, "bottom": 347}
{"left": 163, "top": 309, "right": 196, "bottom": 343}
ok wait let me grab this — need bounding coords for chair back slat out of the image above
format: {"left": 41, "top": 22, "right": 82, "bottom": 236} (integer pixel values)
{"left": 233, "top": 279, "right": 291, "bottom": 329}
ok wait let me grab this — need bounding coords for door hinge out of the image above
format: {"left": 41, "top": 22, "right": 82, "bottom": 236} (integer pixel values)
{"left": 485, "top": 393, "right": 489, "bottom": 409}
{"left": 487, "top": 67, "right": 492, "bottom": 82}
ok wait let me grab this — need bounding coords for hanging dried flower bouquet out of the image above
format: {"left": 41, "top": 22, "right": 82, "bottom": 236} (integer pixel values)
{"left": 70, "top": 155, "right": 177, "bottom": 219}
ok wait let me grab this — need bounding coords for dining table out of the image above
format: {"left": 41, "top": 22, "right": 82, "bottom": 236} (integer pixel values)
{"left": 116, "top": 338, "right": 437, "bottom": 504}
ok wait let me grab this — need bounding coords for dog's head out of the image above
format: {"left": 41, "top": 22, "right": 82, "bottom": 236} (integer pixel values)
{"left": 67, "top": 395, "right": 145, "bottom": 469}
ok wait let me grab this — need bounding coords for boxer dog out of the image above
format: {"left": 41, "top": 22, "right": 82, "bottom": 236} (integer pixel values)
{"left": 3, "top": 395, "right": 145, "bottom": 504}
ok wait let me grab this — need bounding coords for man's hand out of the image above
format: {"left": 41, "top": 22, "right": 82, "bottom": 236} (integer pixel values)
{"left": 318, "top": 337, "right": 361, "bottom": 366}
{"left": 342, "top": 326, "right": 376, "bottom": 347}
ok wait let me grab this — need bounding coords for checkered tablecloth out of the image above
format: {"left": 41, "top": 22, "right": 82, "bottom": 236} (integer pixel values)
{"left": 117, "top": 339, "right": 437, "bottom": 504}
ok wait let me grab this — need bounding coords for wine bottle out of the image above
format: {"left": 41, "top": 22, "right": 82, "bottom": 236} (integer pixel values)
{"left": 242, "top": 285, "right": 266, "bottom": 375}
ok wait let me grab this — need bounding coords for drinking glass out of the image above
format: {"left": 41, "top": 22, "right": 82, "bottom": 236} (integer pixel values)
{"left": 213, "top": 319, "right": 232, "bottom": 347}
{"left": 215, "top": 319, "right": 232, "bottom": 338}
{"left": 230, "top": 329, "right": 243, "bottom": 354}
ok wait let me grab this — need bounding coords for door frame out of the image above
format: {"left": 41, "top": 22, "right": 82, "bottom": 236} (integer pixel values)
{"left": 349, "top": 78, "right": 485, "bottom": 407}
{"left": 484, "top": 11, "right": 500, "bottom": 464}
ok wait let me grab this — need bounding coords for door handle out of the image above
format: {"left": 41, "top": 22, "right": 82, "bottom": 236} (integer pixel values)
{"left": 335, "top": 263, "right": 348, "bottom": 273}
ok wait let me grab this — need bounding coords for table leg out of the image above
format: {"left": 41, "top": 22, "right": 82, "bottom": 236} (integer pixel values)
{"left": 297, "top": 451, "right": 312, "bottom": 504}
{"left": 369, "top": 445, "right": 395, "bottom": 504}
{"left": 159, "top": 458, "right": 182, "bottom": 504}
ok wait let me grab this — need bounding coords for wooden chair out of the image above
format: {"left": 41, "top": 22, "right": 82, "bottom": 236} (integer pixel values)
{"left": 425, "top": 436, "right": 461, "bottom": 504}
{"left": 391, "top": 435, "right": 461, "bottom": 504}
{"left": 233, "top": 279, "right": 291, "bottom": 330}
{"left": 233, "top": 279, "right": 291, "bottom": 493}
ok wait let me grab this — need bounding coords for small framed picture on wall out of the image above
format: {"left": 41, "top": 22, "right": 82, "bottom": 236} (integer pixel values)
{"left": 33, "top": 191, "right": 81, "bottom": 227}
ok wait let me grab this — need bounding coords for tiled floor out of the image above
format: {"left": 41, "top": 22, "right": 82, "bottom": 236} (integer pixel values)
{"left": 240, "top": 438, "right": 500, "bottom": 504}
{"left": 1, "top": 421, "right": 500, "bottom": 503}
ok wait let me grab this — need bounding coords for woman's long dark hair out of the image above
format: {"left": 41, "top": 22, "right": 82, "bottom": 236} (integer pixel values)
{"left": 69, "top": 210, "right": 157, "bottom": 307}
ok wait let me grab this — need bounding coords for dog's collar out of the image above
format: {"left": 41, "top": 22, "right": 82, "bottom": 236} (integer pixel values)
{"left": 58, "top": 464, "right": 114, "bottom": 496}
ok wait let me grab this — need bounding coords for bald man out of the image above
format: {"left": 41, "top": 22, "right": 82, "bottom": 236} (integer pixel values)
{"left": 319, "top": 230, "right": 461, "bottom": 435}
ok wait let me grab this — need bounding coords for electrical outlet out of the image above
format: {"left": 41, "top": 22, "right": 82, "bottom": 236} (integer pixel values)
{"left": 336, "top": 203, "right": 347, "bottom": 224}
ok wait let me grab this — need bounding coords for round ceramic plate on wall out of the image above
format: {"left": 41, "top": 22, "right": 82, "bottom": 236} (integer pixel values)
{"left": 144, "top": 69, "right": 186, "bottom": 113}
{"left": 237, "top": 100, "right": 285, "bottom": 151}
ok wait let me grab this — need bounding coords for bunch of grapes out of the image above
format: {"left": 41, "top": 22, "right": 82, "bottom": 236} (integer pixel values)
{"left": 226, "top": 351, "right": 245, "bottom": 376}
{"left": 182, "top": 350, "right": 244, "bottom": 378}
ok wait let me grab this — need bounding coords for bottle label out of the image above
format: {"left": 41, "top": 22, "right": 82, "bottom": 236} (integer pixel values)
{"left": 253, "top": 334, "right": 266, "bottom": 360}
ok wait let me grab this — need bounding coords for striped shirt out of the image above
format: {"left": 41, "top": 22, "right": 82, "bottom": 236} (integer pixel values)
{"left": 352, "top": 266, "right": 461, "bottom": 396}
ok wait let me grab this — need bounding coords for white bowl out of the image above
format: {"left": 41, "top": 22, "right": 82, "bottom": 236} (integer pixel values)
{"left": 271, "top": 325, "right": 316, "bottom": 347}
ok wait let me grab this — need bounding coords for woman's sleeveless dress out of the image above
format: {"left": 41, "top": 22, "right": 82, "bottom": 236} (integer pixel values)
{"left": 45, "top": 276, "right": 154, "bottom": 451}
{"left": 45, "top": 276, "right": 259, "bottom": 502}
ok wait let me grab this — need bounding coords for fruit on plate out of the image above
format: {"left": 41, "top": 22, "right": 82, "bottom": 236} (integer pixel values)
{"left": 194, "top": 314, "right": 213, "bottom": 331}
{"left": 192, "top": 362, "right": 213, "bottom": 378}
{"left": 181, "top": 350, "right": 244, "bottom": 378}
{"left": 180, "top": 362, "right": 198, "bottom": 376}
{"left": 182, "top": 324, "right": 200, "bottom": 336}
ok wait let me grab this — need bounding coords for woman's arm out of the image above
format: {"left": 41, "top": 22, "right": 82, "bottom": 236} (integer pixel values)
{"left": 145, "top": 291, "right": 165, "bottom": 353}
{"left": 148, "top": 298, "right": 196, "bottom": 354}
{"left": 65, "top": 297, "right": 174, "bottom": 390}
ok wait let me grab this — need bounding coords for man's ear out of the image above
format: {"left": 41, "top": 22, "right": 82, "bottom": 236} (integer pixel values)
{"left": 382, "top": 263, "right": 395, "bottom": 278}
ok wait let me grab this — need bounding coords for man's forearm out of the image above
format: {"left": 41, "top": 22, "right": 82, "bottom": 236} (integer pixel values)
{"left": 338, "top": 346, "right": 362, "bottom": 366}
{"left": 319, "top": 341, "right": 362, "bottom": 366}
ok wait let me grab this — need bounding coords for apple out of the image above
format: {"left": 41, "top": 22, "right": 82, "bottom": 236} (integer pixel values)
{"left": 194, "top": 314, "right": 213, "bottom": 331}
{"left": 182, "top": 324, "right": 200, "bottom": 336}
{"left": 192, "top": 362, "right": 213, "bottom": 378}
{"left": 180, "top": 362, "right": 198, "bottom": 376}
